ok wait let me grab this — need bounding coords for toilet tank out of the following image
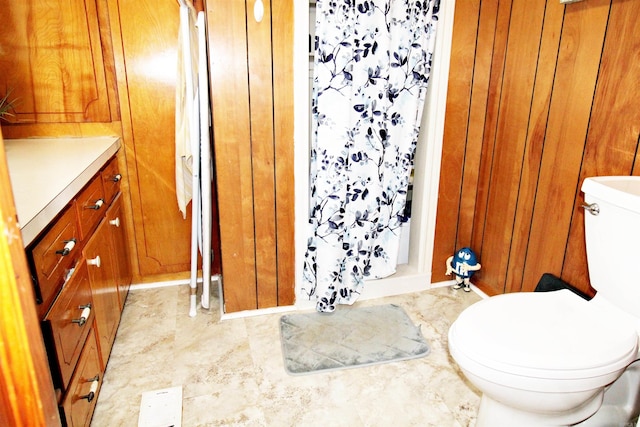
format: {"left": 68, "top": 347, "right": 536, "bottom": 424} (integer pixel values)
{"left": 582, "top": 176, "right": 640, "bottom": 319}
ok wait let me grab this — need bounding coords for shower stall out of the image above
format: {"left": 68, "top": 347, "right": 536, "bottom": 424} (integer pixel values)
{"left": 295, "top": 0, "right": 457, "bottom": 309}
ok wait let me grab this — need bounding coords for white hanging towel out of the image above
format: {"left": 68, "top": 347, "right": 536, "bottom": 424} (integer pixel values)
{"left": 175, "top": 3, "right": 200, "bottom": 218}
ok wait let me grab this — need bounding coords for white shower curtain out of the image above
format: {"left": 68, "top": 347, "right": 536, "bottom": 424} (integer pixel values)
{"left": 302, "top": 0, "right": 440, "bottom": 312}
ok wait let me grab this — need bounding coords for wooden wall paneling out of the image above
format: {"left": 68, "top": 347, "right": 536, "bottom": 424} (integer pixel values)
{"left": 95, "top": 0, "right": 121, "bottom": 121}
{"left": 502, "top": 0, "right": 565, "bottom": 293}
{"left": 207, "top": 1, "right": 258, "bottom": 312}
{"left": 104, "top": 0, "right": 142, "bottom": 283}
{"left": 456, "top": 0, "right": 500, "bottom": 254}
{"left": 0, "top": 1, "right": 112, "bottom": 123}
{"left": 562, "top": 0, "right": 640, "bottom": 292}
{"left": 115, "top": 0, "right": 192, "bottom": 277}
{"left": 246, "top": 0, "right": 278, "bottom": 309}
{"left": 435, "top": 0, "right": 640, "bottom": 297}
{"left": 467, "top": 0, "right": 511, "bottom": 291}
{"left": 432, "top": 0, "right": 480, "bottom": 282}
{"left": 479, "top": 0, "right": 547, "bottom": 295}
{"left": 468, "top": 0, "right": 518, "bottom": 295}
{"left": 520, "top": 0, "right": 610, "bottom": 294}
{"left": 271, "top": 0, "right": 296, "bottom": 306}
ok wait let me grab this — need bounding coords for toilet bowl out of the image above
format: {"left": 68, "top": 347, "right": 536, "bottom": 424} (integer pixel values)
{"left": 448, "top": 176, "right": 640, "bottom": 426}
{"left": 448, "top": 290, "right": 638, "bottom": 426}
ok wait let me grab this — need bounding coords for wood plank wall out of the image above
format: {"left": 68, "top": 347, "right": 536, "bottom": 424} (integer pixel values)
{"left": 206, "top": 0, "right": 294, "bottom": 312}
{"left": 432, "top": 0, "right": 640, "bottom": 297}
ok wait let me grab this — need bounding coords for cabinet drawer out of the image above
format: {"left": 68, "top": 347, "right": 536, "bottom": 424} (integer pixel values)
{"left": 45, "top": 262, "right": 94, "bottom": 389}
{"left": 75, "top": 175, "right": 106, "bottom": 240}
{"left": 31, "top": 205, "right": 80, "bottom": 318}
{"left": 101, "top": 157, "right": 121, "bottom": 204}
{"left": 61, "top": 329, "right": 102, "bottom": 427}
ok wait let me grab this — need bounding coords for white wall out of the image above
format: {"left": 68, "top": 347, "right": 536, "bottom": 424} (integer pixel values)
{"left": 292, "top": 0, "right": 457, "bottom": 310}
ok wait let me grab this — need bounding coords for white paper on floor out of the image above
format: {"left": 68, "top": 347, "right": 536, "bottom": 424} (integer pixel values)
{"left": 138, "top": 386, "right": 182, "bottom": 427}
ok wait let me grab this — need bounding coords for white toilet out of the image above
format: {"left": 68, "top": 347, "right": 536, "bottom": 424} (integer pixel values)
{"left": 448, "top": 176, "right": 640, "bottom": 426}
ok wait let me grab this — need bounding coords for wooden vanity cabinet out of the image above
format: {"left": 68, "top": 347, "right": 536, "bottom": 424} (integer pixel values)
{"left": 28, "top": 154, "right": 130, "bottom": 427}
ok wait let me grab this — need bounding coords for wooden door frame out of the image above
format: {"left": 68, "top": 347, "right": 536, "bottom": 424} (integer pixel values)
{"left": 0, "top": 130, "right": 60, "bottom": 426}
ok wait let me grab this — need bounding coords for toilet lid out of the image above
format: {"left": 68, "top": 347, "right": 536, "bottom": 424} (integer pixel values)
{"left": 450, "top": 290, "right": 638, "bottom": 377}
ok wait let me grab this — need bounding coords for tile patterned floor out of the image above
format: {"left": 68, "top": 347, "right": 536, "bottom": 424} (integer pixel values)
{"left": 91, "top": 284, "right": 482, "bottom": 426}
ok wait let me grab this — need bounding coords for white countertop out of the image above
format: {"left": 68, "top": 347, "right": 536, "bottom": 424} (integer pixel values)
{"left": 4, "top": 136, "right": 121, "bottom": 247}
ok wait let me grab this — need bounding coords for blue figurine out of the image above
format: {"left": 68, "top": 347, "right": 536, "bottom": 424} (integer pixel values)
{"left": 446, "top": 247, "right": 481, "bottom": 292}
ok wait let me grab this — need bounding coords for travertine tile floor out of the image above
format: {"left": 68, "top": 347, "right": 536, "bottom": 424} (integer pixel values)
{"left": 91, "top": 284, "right": 482, "bottom": 426}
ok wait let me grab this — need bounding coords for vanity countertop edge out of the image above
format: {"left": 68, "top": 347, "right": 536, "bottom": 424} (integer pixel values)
{"left": 4, "top": 136, "right": 121, "bottom": 247}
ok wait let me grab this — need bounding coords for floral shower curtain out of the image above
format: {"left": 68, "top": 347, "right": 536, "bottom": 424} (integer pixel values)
{"left": 302, "top": 0, "right": 440, "bottom": 312}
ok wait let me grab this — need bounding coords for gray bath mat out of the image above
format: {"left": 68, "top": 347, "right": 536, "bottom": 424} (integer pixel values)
{"left": 279, "top": 304, "right": 430, "bottom": 375}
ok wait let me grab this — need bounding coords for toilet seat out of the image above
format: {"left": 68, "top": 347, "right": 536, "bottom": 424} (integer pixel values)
{"left": 449, "top": 290, "right": 639, "bottom": 381}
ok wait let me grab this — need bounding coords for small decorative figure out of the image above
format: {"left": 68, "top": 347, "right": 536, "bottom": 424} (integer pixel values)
{"left": 446, "top": 247, "right": 481, "bottom": 292}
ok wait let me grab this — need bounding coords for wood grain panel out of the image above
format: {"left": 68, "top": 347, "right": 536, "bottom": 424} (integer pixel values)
{"left": 434, "top": 0, "right": 640, "bottom": 298}
{"left": 246, "top": 0, "right": 278, "bottom": 309}
{"left": 432, "top": 0, "right": 480, "bottom": 281}
{"left": 272, "top": 0, "right": 296, "bottom": 307}
{"left": 84, "top": 219, "right": 121, "bottom": 366}
{"left": 472, "top": 0, "right": 545, "bottom": 295}
{"left": 115, "top": 0, "right": 192, "bottom": 276}
{"left": 457, "top": 0, "right": 500, "bottom": 253}
{"left": 503, "top": 0, "right": 566, "bottom": 293}
{"left": 0, "top": 1, "right": 112, "bottom": 123}
{"left": 207, "top": 0, "right": 258, "bottom": 312}
{"left": 562, "top": 0, "right": 640, "bottom": 290}
{"left": 519, "top": 0, "right": 610, "bottom": 293}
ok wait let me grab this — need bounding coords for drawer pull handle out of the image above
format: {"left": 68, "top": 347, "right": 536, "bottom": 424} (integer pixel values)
{"left": 55, "top": 239, "right": 77, "bottom": 256}
{"left": 80, "top": 375, "right": 100, "bottom": 403}
{"left": 111, "top": 174, "right": 122, "bottom": 183}
{"left": 87, "top": 256, "right": 101, "bottom": 268}
{"left": 109, "top": 217, "right": 120, "bottom": 227}
{"left": 86, "top": 199, "right": 105, "bottom": 210}
{"left": 71, "top": 304, "right": 92, "bottom": 327}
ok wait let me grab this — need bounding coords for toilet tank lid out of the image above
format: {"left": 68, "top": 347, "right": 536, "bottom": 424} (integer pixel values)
{"left": 450, "top": 290, "right": 639, "bottom": 374}
{"left": 582, "top": 176, "right": 640, "bottom": 213}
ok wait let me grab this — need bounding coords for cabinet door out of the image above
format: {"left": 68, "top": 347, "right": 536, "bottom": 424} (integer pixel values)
{"left": 106, "top": 194, "right": 132, "bottom": 311}
{"left": 83, "top": 220, "right": 120, "bottom": 366}
{"left": 112, "top": 0, "right": 192, "bottom": 276}
{"left": 0, "top": 1, "right": 117, "bottom": 123}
